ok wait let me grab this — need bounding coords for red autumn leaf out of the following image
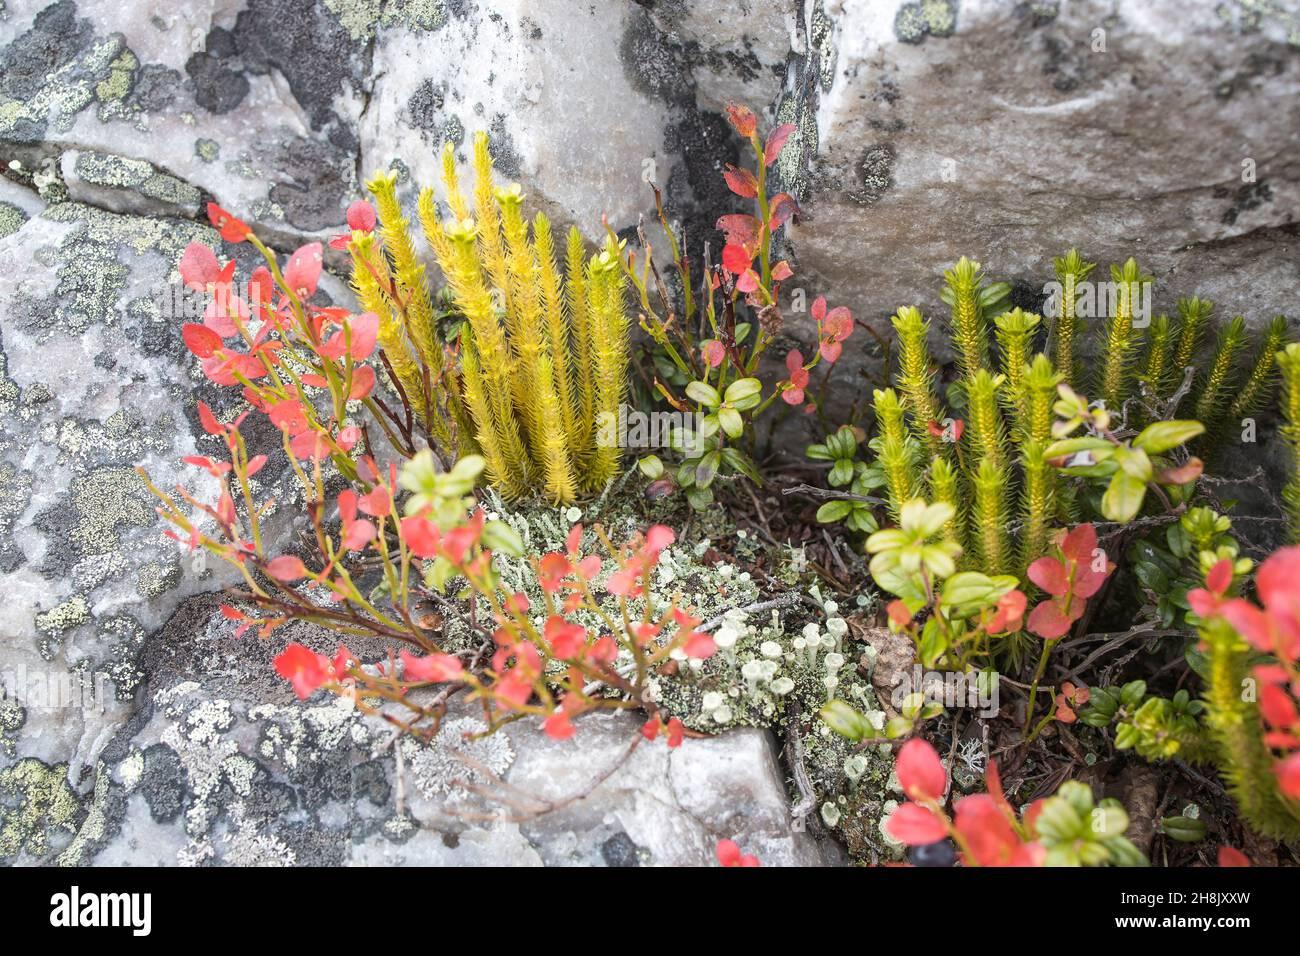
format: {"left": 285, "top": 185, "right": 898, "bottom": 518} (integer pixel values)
{"left": 768, "top": 193, "right": 798, "bottom": 230}
{"left": 1260, "top": 684, "right": 1298, "bottom": 729}
{"left": 1027, "top": 556, "right": 1069, "bottom": 596}
{"left": 543, "top": 712, "right": 576, "bottom": 740}
{"left": 1276, "top": 752, "right": 1300, "bottom": 798}
{"left": 544, "top": 615, "right": 588, "bottom": 659}
{"left": 896, "top": 738, "right": 946, "bottom": 801}
{"left": 735, "top": 269, "right": 760, "bottom": 294}
{"left": 701, "top": 339, "right": 726, "bottom": 368}
{"left": 1060, "top": 523, "right": 1098, "bottom": 565}
{"left": 1206, "top": 558, "right": 1233, "bottom": 596}
{"left": 715, "top": 838, "right": 760, "bottom": 867}
{"left": 715, "top": 213, "right": 760, "bottom": 252}
{"left": 179, "top": 243, "right": 222, "bottom": 291}
{"left": 207, "top": 202, "right": 250, "bottom": 243}
{"left": 764, "top": 123, "right": 795, "bottom": 165}
{"left": 1027, "top": 597, "right": 1080, "bottom": 640}
{"left": 197, "top": 401, "right": 224, "bottom": 436}
{"left": 182, "top": 323, "right": 224, "bottom": 359}
{"left": 771, "top": 259, "right": 794, "bottom": 281}
{"left": 1218, "top": 846, "right": 1252, "bottom": 867}
{"left": 203, "top": 292, "right": 249, "bottom": 338}
{"left": 246, "top": 454, "right": 268, "bottom": 476}
{"left": 682, "top": 631, "right": 717, "bottom": 660}
{"left": 274, "top": 643, "right": 330, "bottom": 699}
{"left": 724, "top": 103, "right": 757, "bottom": 138}
{"left": 884, "top": 801, "right": 948, "bottom": 845}
{"left": 346, "top": 200, "right": 377, "bottom": 232}
{"left": 349, "top": 364, "right": 376, "bottom": 399}
{"left": 265, "top": 555, "right": 308, "bottom": 582}
{"left": 1157, "top": 457, "right": 1203, "bottom": 485}
{"left": 400, "top": 650, "right": 464, "bottom": 683}
{"left": 284, "top": 242, "right": 323, "bottom": 298}
{"left": 722, "top": 164, "right": 758, "bottom": 199}
{"left": 721, "top": 242, "right": 753, "bottom": 275}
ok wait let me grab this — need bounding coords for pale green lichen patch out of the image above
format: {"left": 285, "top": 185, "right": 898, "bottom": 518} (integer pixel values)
{"left": 35, "top": 594, "right": 90, "bottom": 635}
{"left": 324, "top": 0, "right": 450, "bottom": 42}
{"left": 0, "top": 759, "right": 81, "bottom": 861}
{"left": 195, "top": 138, "right": 220, "bottom": 163}
{"left": 72, "top": 149, "right": 201, "bottom": 209}
{"left": 0, "top": 201, "right": 27, "bottom": 239}
{"left": 66, "top": 467, "right": 154, "bottom": 557}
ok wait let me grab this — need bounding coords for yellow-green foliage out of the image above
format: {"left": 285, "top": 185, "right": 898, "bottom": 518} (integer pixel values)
{"left": 1225, "top": 315, "right": 1289, "bottom": 426}
{"left": 1193, "top": 315, "right": 1247, "bottom": 432}
{"left": 1096, "top": 257, "right": 1151, "bottom": 412}
{"left": 361, "top": 132, "right": 631, "bottom": 503}
{"left": 994, "top": 308, "right": 1041, "bottom": 430}
{"left": 1050, "top": 249, "right": 1094, "bottom": 385}
{"left": 941, "top": 256, "right": 991, "bottom": 381}
{"left": 1202, "top": 617, "right": 1300, "bottom": 840}
{"left": 1278, "top": 343, "right": 1300, "bottom": 542}
{"left": 891, "top": 306, "right": 945, "bottom": 457}
{"left": 872, "top": 387, "right": 920, "bottom": 521}
{"left": 1138, "top": 314, "right": 1173, "bottom": 406}
{"left": 1171, "top": 296, "right": 1214, "bottom": 394}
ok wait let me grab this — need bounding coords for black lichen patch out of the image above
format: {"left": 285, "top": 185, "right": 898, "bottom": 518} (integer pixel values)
{"left": 1218, "top": 179, "right": 1274, "bottom": 225}
{"left": 139, "top": 743, "right": 187, "bottom": 823}
{"left": 487, "top": 114, "right": 523, "bottom": 179}
{"left": 184, "top": 51, "right": 250, "bottom": 115}
{"left": 0, "top": 0, "right": 93, "bottom": 103}
{"left": 600, "top": 830, "right": 642, "bottom": 867}
{"left": 407, "top": 79, "right": 446, "bottom": 132}
{"left": 848, "top": 143, "right": 896, "bottom": 205}
{"left": 265, "top": 135, "right": 354, "bottom": 232}
{"left": 128, "top": 63, "right": 182, "bottom": 113}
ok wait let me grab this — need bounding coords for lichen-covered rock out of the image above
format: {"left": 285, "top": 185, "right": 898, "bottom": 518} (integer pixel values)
{"left": 0, "top": 200, "right": 307, "bottom": 787}
{"left": 6, "top": 594, "right": 844, "bottom": 866}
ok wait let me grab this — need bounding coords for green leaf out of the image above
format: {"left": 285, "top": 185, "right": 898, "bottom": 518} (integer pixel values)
{"left": 828, "top": 459, "right": 855, "bottom": 487}
{"left": 1102, "top": 471, "right": 1147, "bottom": 523}
{"left": 717, "top": 406, "right": 744, "bottom": 439}
{"left": 719, "top": 447, "right": 762, "bottom": 483}
{"left": 685, "top": 486, "right": 714, "bottom": 510}
{"left": 805, "top": 442, "right": 832, "bottom": 461}
{"left": 638, "top": 454, "right": 664, "bottom": 479}
{"left": 820, "top": 700, "right": 872, "bottom": 741}
{"left": 480, "top": 520, "right": 524, "bottom": 557}
{"left": 1043, "top": 436, "right": 1113, "bottom": 459}
{"left": 816, "top": 500, "right": 853, "bottom": 524}
{"left": 724, "top": 377, "right": 762, "bottom": 405}
{"left": 695, "top": 450, "right": 721, "bottom": 489}
{"left": 1133, "top": 420, "right": 1205, "bottom": 455}
{"left": 685, "top": 380, "right": 721, "bottom": 407}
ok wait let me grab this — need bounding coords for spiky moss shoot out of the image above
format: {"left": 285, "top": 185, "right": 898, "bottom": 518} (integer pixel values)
{"left": 1137, "top": 314, "right": 1173, "bottom": 415}
{"left": 970, "top": 455, "right": 1012, "bottom": 576}
{"left": 1018, "top": 440, "right": 1055, "bottom": 575}
{"left": 1193, "top": 315, "right": 1248, "bottom": 434}
{"left": 942, "top": 256, "right": 990, "bottom": 380}
{"left": 993, "top": 308, "right": 1042, "bottom": 432}
{"left": 1171, "top": 297, "right": 1214, "bottom": 411}
{"left": 1202, "top": 618, "right": 1300, "bottom": 841}
{"left": 1224, "top": 315, "right": 1290, "bottom": 431}
{"left": 891, "top": 306, "right": 946, "bottom": 457}
{"left": 1024, "top": 353, "right": 1063, "bottom": 445}
{"left": 586, "top": 244, "right": 631, "bottom": 490}
{"left": 1097, "top": 257, "right": 1151, "bottom": 412}
{"left": 1278, "top": 343, "right": 1300, "bottom": 542}
{"left": 1050, "top": 248, "right": 1095, "bottom": 388}
{"left": 367, "top": 170, "right": 444, "bottom": 381}
{"left": 873, "top": 388, "right": 920, "bottom": 521}
{"left": 362, "top": 134, "right": 632, "bottom": 503}
{"left": 928, "top": 456, "right": 963, "bottom": 551}
{"left": 964, "top": 369, "right": 1006, "bottom": 470}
